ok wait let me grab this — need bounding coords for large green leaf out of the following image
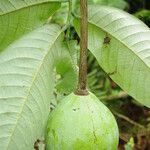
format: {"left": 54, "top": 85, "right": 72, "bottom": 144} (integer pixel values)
{"left": 74, "top": 5, "right": 150, "bottom": 108}
{"left": 0, "top": 0, "right": 64, "bottom": 51}
{"left": 0, "top": 24, "right": 77, "bottom": 149}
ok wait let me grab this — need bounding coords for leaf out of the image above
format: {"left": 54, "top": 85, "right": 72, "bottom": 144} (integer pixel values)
{"left": 0, "top": 0, "right": 64, "bottom": 51}
{"left": 125, "top": 137, "right": 134, "bottom": 150}
{"left": 52, "top": 2, "right": 69, "bottom": 25}
{"left": 72, "top": 0, "right": 128, "bottom": 14}
{"left": 134, "top": 9, "right": 150, "bottom": 20}
{"left": 74, "top": 5, "right": 150, "bottom": 108}
{"left": 0, "top": 24, "right": 77, "bottom": 149}
{"left": 56, "top": 40, "right": 78, "bottom": 94}
{"left": 93, "top": 0, "right": 128, "bottom": 10}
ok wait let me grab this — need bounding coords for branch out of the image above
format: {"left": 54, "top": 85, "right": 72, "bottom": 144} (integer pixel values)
{"left": 113, "top": 111, "right": 145, "bottom": 129}
{"left": 100, "top": 91, "right": 128, "bottom": 101}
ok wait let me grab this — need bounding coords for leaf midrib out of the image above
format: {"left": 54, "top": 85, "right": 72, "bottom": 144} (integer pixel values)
{"left": 6, "top": 27, "right": 63, "bottom": 149}
{"left": 0, "top": 0, "right": 61, "bottom": 16}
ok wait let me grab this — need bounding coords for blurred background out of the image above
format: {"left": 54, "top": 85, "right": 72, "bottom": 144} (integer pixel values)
{"left": 52, "top": 0, "right": 150, "bottom": 149}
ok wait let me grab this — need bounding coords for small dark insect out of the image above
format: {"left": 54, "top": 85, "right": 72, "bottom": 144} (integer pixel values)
{"left": 34, "top": 139, "right": 45, "bottom": 150}
{"left": 73, "top": 108, "right": 80, "bottom": 111}
{"left": 50, "top": 102, "right": 56, "bottom": 111}
{"left": 108, "top": 70, "right": 117, "bottom": 76}
{"left": 103, "top": 36, "right": 111, "bottom": 44}
{"left": 34, "top": 139, "right": 40, "bottom": 150}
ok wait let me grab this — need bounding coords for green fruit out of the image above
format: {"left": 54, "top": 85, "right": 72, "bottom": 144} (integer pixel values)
{"left": 45, "top": 92, "right": 119, "bottom": 150}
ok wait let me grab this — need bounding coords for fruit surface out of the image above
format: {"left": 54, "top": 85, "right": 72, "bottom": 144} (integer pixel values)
{"left": 45, "top": 92, "right": 119, "bottom": 150}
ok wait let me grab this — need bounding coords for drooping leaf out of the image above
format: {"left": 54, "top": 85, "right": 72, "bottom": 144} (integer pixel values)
{"left": 0, "top": 24, "right": 77, "bottom": 149}
{"left": 0, "top": 0, "right": 64, "bottom": 51}
{"left": 74, "top": 5, "right": 150, "bottom": 108}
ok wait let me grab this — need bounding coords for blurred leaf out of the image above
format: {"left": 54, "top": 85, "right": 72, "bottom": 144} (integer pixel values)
{"left": 55, "top": 40, "right": 78, "bottom": 94}
{"left": 73, "top": 0, "right": 128, "bottom": 13}
{"left": 134, "top": 9, "right": 150, "bottom": 20}
{"left": 94, "top": 0, "right": 128, "bottom": 10}
{"left": 51, "top": 3, "right": 68, "bottom": 25}
{"left": 125, "top": 137, "right": 134, "bottom": 150}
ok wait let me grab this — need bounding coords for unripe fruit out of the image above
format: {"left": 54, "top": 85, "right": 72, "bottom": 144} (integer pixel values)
{"left": 45, "top": 92, "right": 119, "bottom": 150}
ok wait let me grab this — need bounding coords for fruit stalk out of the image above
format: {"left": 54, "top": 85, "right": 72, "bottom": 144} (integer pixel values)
{"left": 76, "top": 0, "right": 88, "bottom": 95}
